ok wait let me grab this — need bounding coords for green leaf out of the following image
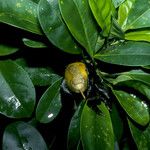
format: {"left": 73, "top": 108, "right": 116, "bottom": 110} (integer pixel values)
{"left": 0, "top": 0, "right": 42, "bottom": 35}
{"left": 112, "top": 0, "right": 125, "bottom": 8}
{"left": 22, "top": 38, "right": 47, "bottom": 48}
{"left": 125, "top": 30, "right": 150, "bottom": 42}
{"left": 110, "top": 70, "right": 150, "bottom": 86}
{"left": 0, "top": 44, "right": 19, "bottom": 56}
{"left": 59, "top": 0, "right": 98, "bottom": 56}
{"left": 117, "top": 0, "right": 135, "bottom": 30}
{"left": 119, "top": 81, "right": 150, "bottom": 100}
{"left": 36, "top": 77, "right": 62, "bottom": 123}
{"left": 3, "top": 121, "right": 48, "bottom": 150}
{"left": 94, "top": 41, "right": 150, "bottom": 66}
{"left": 110, "top": 104, "right": 123, "bottom": 141}
{"left": 80, "top": 103, "right": 114, "bottom": 150}
{"left": 25, "top": 67, "right": 61, "bottom": 86}
{"left": 38, "top": 0, "right": 81, "bottom": 54}
{"left": 128, "top": 119, "right": 150, "bottom": 150}
{"left": 67, "top": 102, "right": 84, "bottom": 150}
{"left": 113, "top": 90, "right": 149, "bottom": 126}
{"left": 118, "top": 0, "right": 150, "bottom": 31}
{"left": 0, "top": 60, "right": 35, "bottom": 118}
{"left": 89, "top": 0, "right": 112, "bottom": 36}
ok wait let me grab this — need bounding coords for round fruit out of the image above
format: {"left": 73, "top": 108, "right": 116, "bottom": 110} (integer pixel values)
{"left": 65, "top": 62, "right": 88, "bottom": 93}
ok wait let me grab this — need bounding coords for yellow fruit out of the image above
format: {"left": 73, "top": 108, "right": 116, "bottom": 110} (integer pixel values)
{"left": 65, "top": 62, "right": 88, "bottom": 94}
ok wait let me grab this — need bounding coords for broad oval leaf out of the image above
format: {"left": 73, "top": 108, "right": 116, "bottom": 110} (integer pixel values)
{"left": 0, "top": 0, "right": 42, "bottom": 35}
{"left": 59, "top": 0, "right": 98, "bottom": 56}
{"left": 67, "top": 102, "right": 84, "bottom": 150}
{"left": 38, "top": 0, "right": 81, "bottom": 54}
{"left": 22, "top": 38, "right": 47, "bottom": 48}
{"left": 25, "top": 67, "right": 61, "bottom": 86}
{"left": 80, "top": 102, "right": 114, "bottom": 150}
{"left": 113, "top": 90, "right": 149, "bottom": 126}
{"left": 128, "top": 119, "right": 150, "bottom": 150}
{"left": 125, "top": 30, "right": 150, "bottom": 42}
{"left": 0, "top": 60, "right": 35, "bottom": 118}
{"left": 94, "top": 41, "right": 150, "bottom": 66}
{"left": 89, "top": 0, "right": 112, "bottom": 36}
{"left": 3, "top": 121, "right": 48, "bottom": 150}
{"left": 36, "top": 77, "right": 62, "bottom": 123}
{"left": 118, "top": 0, "right": 150, "bottom": 31}
{"left": 0, "top": 44, "right": 19, "bottom": 56}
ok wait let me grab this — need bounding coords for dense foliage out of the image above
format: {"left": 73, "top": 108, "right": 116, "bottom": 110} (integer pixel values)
{"left": 0, "top": 0, "right": 150, "bottom": 149}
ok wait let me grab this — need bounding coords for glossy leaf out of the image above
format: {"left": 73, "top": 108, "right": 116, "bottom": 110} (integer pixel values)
{"left": 38, "top": 0, "right": 81, "bottom": 54}
{"left": 112, "top": 0, "right": 125, "bottom": 8}
{"left": 119, "top": 81, "right": 150, "bottom": 100}
{"left": 0, "top": 44, "right": 19, "bottom": 56}
{"left": 81, "top": 103, "right": 114, "bottom": 150}
{"left": 36, "top": 77, "right": 62, "bottom": 123}
{"left": 22, "top": 38, "right": 47, "bottom": 48}
{"left": 25, "top": 67, "right": 61, "bottom": 86}
{"left": 110, "top": 104, "right": 123, "bottom": 141}
{"left": 59, "top": 0, "right": 98, "bottom": 56}
{"left": 128, "top": 119, "right": 150, "bottom": 150}
{"left": 94, "top": 41, "right": 150, "bottom": 66}
{"left": 67, "top": 102, "right": 84, "bottom": 150}
{"left": 110, "top": 70, "right": 150, "bottom": 86}
{"left": 118, "top": 0, "right": 150, "bottom": 31}
{"left": 117, "top": 0, "right": 135, "bottom": 30}
{"left": 0, "top": 0, "right": 42, "bottom": 35}
{"left": 89, "top": 0, "right": 112, "bottom": 36}
{"left": 0, "top": 60, "right": 35, "bottom": 118}
{"left": 3, "top": 121, "right": 48, "bottom": 150}
{"left": 125, "top": 30, "right": 150, "bottom": 42}
{"left": 113, "top": 90, "right": 149, "bottom": 126}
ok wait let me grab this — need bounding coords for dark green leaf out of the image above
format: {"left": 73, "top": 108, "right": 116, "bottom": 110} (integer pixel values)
{"left": 128, "top": 119, "right": 150, "bottom": 150}
{"left": 110, "top": 104, "right": 123, "bottom": 141}
{"left": 94, "top": 41, "right": 150, "bottom": 66}
{"left": 59, "top": 0, "right": 98, "bottom": 56}
{"left": 36, "top": 77, "right": 62, "bottom": 123}
{"left": 0, "top": 0, "right": 42, "bottom": 35}
{"left": 112, "top": 0, "right": 125, "bottom": 8}
{"left": 81, "top": 103, "right": 114, "bottom": 150}
{"left": 119, "top": 81, "right": 150, "bottom": 100}
{"left": 89, "top": 0, "right": 112, "bottom": 36}
{"left": 125, "top": 30, "right": 150, "bottom": 42}
{"left": 0, "top": 60, "right": 35, "bottom": 118}
{"left": 68, "top": 102, "right": 84, "bottom": 150}
{"left": 38, "top": 0, "right": 81, "bottom": 54}
{"left": 3, "top": 121, "right": 48, "bottom": 150}
{"left": 110, "top": 70, "right": 150, "bottom": 86}
{"left": 15, "top": 58, "right": 28, "bottom": 68}
{"left": 118, "top": 0, "right": 150, "bottom": 31}
{"left": 22, "top": 38, "right": 47, "bottom": 48}
{"left": 113, "top": 90, "right": 149, "bottom": 126}
{"left": 25, "top": 67, "right": 61, "bottom": 86}
{"left": 0, "top": 44, "right": 19, "bottom": 56}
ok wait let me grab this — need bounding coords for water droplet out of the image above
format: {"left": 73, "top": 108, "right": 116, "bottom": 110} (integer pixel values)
{"left": 141, "top": 101, "right": 148, "bottom": 109}
{"left": 7, "top": 96, "right": 21, "bottom": 109}
{"left": 130, "top": 94, "right": 136, "bottom": 99}
{"left": 48, "top": 113, "right": 54, "bottom": 118}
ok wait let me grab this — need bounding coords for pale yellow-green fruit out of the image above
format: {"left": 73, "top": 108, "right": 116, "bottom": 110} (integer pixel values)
{"left": 65, "top": 62, "right": 88, "bottom": 94}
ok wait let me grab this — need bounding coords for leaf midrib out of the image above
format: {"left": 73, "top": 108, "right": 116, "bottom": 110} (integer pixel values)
{"left": 125, "top": 7, "right": 150, "bottom": 30}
